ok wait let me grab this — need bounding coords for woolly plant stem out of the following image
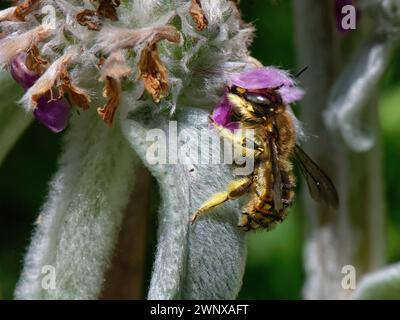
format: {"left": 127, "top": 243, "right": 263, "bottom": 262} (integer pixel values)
{"left": 14, "top": 110, "right": 138, "bottom": 300}
{"left": 122, "top": 105, "right": 246, "bottom": 299}
{"left": 101, "top": 165, "right": 152, "bottom": 299}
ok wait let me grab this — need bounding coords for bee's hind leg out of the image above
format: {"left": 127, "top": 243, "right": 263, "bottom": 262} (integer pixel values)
{"left": 191, "top": 177, "right": 252, "bottom": 224}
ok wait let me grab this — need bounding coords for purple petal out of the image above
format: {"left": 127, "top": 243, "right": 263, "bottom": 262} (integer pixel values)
{"left": 211, "top": 94, "right": 233, "bottom": 126}
{"left": 230, "top": 67, "right": 296, "bottom": 90}
{"left": 9, "top": 53, "right": 40, "bottom": 90}
{"left": 230, "top": 67, "right": 304, "bottom": 104}
{"left": 224, "top": 121, "right": 240, "bottom": 131}
{"left": 33, "top": 96, "right": 71, "bottom": 133}
{"left": 279, "top": 86, "right": 305, "bottom": 104}
{"left": 9, "top": 53, "right": 71, "bottom": 132}
{"left": 210, "top": 95, "right": 239, "bottom": 132}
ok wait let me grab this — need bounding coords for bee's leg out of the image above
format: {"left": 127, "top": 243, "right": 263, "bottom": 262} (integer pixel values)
{"left": 191, "top": 177, "right": 253, "bottom": 224}
{"left": 238, "top": 198, "right": 260, "bottom": 230}
{"left": 209, "top": 118, "right": 264, "bottom": 155}
{"left": 238, "top": 212, "right": 251, "bottom": 231}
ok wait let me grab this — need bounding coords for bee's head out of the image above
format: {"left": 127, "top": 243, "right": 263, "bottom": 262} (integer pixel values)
{"left": 227, "top": 85, "right": 285, "bottom": 119}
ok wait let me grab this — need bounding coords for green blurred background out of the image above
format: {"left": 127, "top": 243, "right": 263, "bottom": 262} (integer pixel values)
{"left": 1, "top": 0, "right": 400, "bottom": 299}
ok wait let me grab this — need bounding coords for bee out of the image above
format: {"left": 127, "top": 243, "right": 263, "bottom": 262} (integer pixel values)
{"left": 191, "top": 83, "right": 339, "bottom": 231}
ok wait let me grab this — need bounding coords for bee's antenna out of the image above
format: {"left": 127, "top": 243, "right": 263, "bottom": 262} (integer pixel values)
{"left": 294, "top": 65, "right": 309, "bottom": 79}
{"left": 272, "top": 67, "right": 308, "bottom": 91}
{"left": 272, "top": 83, "right": 285, "bottom": 91}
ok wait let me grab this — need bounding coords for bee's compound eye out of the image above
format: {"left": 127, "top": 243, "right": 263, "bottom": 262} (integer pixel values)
{"left": 230, "top": 85, "right": 238, "bottom": 94}
{"left": 244, "top": 92, "right": 271, "bottom": 105}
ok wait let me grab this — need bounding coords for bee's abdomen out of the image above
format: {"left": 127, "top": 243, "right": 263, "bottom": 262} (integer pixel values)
{"left": 239, "top": 158, "right": 295, "bottom": 231}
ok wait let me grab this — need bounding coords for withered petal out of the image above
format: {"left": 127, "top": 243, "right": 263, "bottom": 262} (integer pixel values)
{"left": 96, "top": 0, "right": 120, "bottom": 21}
{"left": 25, "top": 45, "right": 48, "bottom": 74}
{"left": 138, "top": 45, "right": 169, "bottom": 103}
{"left": 76, "top": 9, "right": 102, "bottom": 31}
{"left": 97, "top": 76, "right": 121, "bottom": 125}
{"left": 189, "top": 0, "right": 208, "bottom": 31}
{"left": 137, "top": 27, "right": 180, "bottom": 103}
{"left": 96, "top": 51, "right": 131, "bottom": 125}
{"left": 14, "top": 0, "right": 40, "bottom": 21}
{"left": 59, "top": 68, "right": 91, "bottom": 110}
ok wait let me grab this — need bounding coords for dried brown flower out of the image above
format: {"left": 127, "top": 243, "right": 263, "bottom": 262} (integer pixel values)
{"left": 76, "top": 9, "right": 102, "bottom": 31}
{"left": 58, "top": 65, "right": 91, "bottom": 110}
{"left": 25, "top": 51, "right": 90, "bottom": 110}
{"left": 137, "top": 27, "right": 180, "bottom": 102}
{"left": 97, "top": 0, "right": 121, "bottom": 21}
{"left": 25, "top": 45, "right": 48, "bottom": 74}
{"left": 97, "top": 51, "right": 131, "bottom": 125}
{"left": 14, "top": 0, "right": 40, "bottom": 21}
{"left": 0, "top": 25, "right": 51, "bottom": 67}
{"left": 0, "top": 0, "right": 40, "bottom": 22}
{"left": 189, "top": 0, "right": 208, "bottom": 31}
{"left": 137, "top": 45, "right": 169, "bottom": 103}
{"left": 76, "top": 0, "right": 121, "bottom": 31}
{"left": 97, "top": 76, "right": 121, "bottom": 125}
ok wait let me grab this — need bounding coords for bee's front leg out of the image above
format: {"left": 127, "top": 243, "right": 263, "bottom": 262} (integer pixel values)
{"left": 209, "top": 117, "right": 264, "bottom": 155}
{"left": 191, "top": 177, "right": 253, "bottom": 224}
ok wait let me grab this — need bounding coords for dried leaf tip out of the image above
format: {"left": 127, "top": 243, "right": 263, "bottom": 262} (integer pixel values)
{"left": 97, "top": 0, "right": 121, "bottom": 21}
{"left": 0, "top": 0, "right": 40, "bottom": 22}
{"left": 98, "top": 51, "right": 131, "bottom": 125}
{"left": 189, "top": 0, "right": 208, "bottom": 31}
{"left": 25, "top": 45, "right": 47, "bottom": 74}
{"left": 58, "top": 65, "right": 91, "bottom": 110}
{"left": 76, "top": 9, "right": 102, "bottom": 31}
{"left": 137, "top": 26, "right": 181, "bottom": 103}
{"left": 14, "top": 0, "right": 41, "bottom": 21}
{"left": 77, "top": 0, "right": 121, "bottom": 30}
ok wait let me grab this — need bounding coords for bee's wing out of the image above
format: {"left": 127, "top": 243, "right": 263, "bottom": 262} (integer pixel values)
{"left": 267, "top": 135, "right": 283, "bottom": 211}
{"left": 294, "top": 145, "right": 339, "bottom": 209}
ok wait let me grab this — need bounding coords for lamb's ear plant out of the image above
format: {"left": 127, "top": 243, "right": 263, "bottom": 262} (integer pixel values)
{"left": 122, "top": 105, "right": 247, "bottom": 299}
{"left": 0, "top": 0, "right": 256, "bottom": 299}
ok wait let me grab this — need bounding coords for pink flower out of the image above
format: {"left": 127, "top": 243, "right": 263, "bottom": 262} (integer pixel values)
{"left": 210, "top": 94, "right": 240, "bottom": 131}
{"left": 9, "top": 53, "right": 71, "bottom": 133}
{"left": 211, "top": 67, "right": 304, "bottom": 131}
{"left": 229, "top": 67, "right": 304, "bottom": 104}
{"left": 9, "top": 52, "right": 40, "bottom": 90}
{"left": 32, "top": 95, "right": 71, "bottom": 133}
